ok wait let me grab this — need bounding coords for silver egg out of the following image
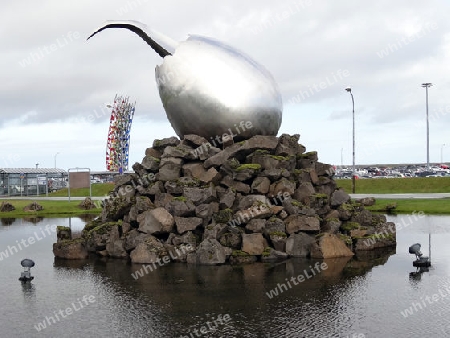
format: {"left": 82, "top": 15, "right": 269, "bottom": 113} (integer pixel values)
{"left": 88, "top": 21, "right": 283, "bottom": 141}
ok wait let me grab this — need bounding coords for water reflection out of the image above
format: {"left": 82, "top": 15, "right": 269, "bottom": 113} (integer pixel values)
{"left": 52, "top": 248, "right": 395, "bottom": 337}
{"left": 76, "top": 214, "right": 99, "bottom": 223}
{"left": 0, "top": 214, "right": 97, "bottom": 227}
{"left": 1, "top": 217, "right": 15, "bottom": 225}
{"left": 22, "top": 216, "right": 44, "bottom": 224}
{"left": 409, "top": 266, "right": 430, "bottom": 283}
{"left": 3, "top": 215, "right": 450, "bottom": 337}
{"left": 349, "top": 247, "right": 396, "bottom": 274}
{"left": 21, "top": 282, "right": 36, "bottom": 300}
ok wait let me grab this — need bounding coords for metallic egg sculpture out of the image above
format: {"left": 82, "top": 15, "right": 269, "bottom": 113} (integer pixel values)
{"left": 88, "top": 20, "right": 282, "bottom": 141}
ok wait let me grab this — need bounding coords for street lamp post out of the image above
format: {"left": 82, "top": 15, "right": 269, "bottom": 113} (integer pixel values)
{"left": 54, "top": 152, "right": 60, "bottom": 169}
{"left": 345, "top": 87, "right": 355, "bottom": 193}
{"left": 422, "top": 83, "right": 432, "bottom": 170}
{"left": 441, "top": 144, "right": 446, "bottom": 164}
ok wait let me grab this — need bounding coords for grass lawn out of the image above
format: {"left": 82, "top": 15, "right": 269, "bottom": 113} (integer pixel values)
{"left": 0, "top": 183, "right": 113, "bottom": 218}
{"left": 336, "top": 177, "right": 450, "bottom": 193}
{"left": 0, "top": 200, "right": 102, "bottom": 218}
{"left": 337, "top": 177, "right": 450, "bottom": 214}
{"left": 366, "top": 198, "right": 450, "bottom": 215}
{"left": 47, "top": 183, "right": 115, "bottom": 197}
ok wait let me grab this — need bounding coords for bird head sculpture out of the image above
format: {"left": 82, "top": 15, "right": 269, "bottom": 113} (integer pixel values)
{"left": 88, "top": 20, "right": 282, "bottom": 141}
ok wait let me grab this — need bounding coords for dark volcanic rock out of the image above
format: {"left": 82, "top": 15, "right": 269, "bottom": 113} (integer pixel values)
{"left": 285, "top": 233, "right": 317, "bottom": 257}
{"left": 142, "top": 155, "right": 161, "bottom": 171}
{"left": 175, "top": 216, "right": 203, "bottom": 234}
{"left": 195, "top": 239, "right": 226, "bottom": 265}
{"left": 24, "top": 201, "right": 44, "bottom": 212}
{"left": 241, "top": 233, "right": 266, "bottom": 255}
{"left": 285, "top": 215, "right": 320, "bottom": 234}
{"left": 153, "top": 136, "right": 180, "bottom": 150}
{"left": 65, "top": 133, "right": 396, "bottom": 265}
{"left": 0, "top": 202, "right": 15, "bottom": 212}
{"left": 53, "top": 239, "right": 88, "bottom": 260}
{"left": 137, "top": 208, "right": 175, "bottom": 235}
{"left": 331, "top": 189, "right": 350, "bottom": 207}
{"left": 183, "top": 184, "right": 217, "bottom": 206}
{"left": 310, "top": 233, "right": 354, "bottom": 258}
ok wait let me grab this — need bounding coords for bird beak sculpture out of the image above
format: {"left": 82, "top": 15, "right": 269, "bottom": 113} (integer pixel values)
{"left": 88, "top": 20, "right": 282, "bottom": 141}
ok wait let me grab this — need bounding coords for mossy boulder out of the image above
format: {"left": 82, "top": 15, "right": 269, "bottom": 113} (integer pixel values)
{"left": 56, "top": 226, "right": 72, "bottom": 242}
{"left": 341, "top": 221, "right": 361, "bottom": 233}
{"left": 213, "top": 208, "right": 233, "bottom": 223}
{"left": 23, "top": 201, "right": 44, "bottom": 212}
{"left": 78, "top": 197, "right": 97, "bottom": 210}
{"left": 0, "top": 202, "right": 15, "bottom": 212}
{"left": 53, "top": 238, "right": 89, "bottom": 259}
{"left": 85, "top": 221, "right": 122, "bottom": 252}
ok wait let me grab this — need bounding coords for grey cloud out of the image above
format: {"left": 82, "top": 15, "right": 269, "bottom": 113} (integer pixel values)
{"left": 1, "top": 0, "right": 449, "bottom": 168}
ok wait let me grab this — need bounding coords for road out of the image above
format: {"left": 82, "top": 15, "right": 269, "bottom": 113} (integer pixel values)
{"left": 350, "top": 193, "right": 450, "bottom": 199}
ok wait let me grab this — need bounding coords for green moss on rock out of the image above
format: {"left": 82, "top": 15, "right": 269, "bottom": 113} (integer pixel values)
{"left": 232, "top": 250, "right": 250, "bottom": 256}
{"left": 358, "top": 233, "right": 395, "bottom": 241}
{"left": 228, "top": 158, "right": 240, "bottom": 169}
{"left": 213, "top": 209, "right": 233, "bottom": 223}
{"left": 291, "top": 199, "right": 302, "bottom": 207}
{"left": 341, "top": 222, "right": 360, "bottom": 232}
{"left": 235, "top": 163, "right": 261, "bottom": 171}
{"left": 173, "top": 196, "right": 188, "bottom": 202}
{"left": 339, "top": 234, "right": 353, "bottom": 246}
{"left": 176, "top": 178, "right": 200, "bottom": 187}
{"left": 148, "top": 156, "right": 160, "bottom": 163}
{"left": 340, "top": 203, "right": 354, "bottom": 211}
{"left": 58, "top": 237, "right": 85, "bottom": 247}
{"left": 269, "top": 155, "right": 290, "bottom": 161}
{"left": 81, "top": 219, "right": 103, "bottom": 236}
{"left": 86, "top": 221, "right": 121, "bottom": 238}
{"left": 175, "top": 146, "right": 189, "bottom": 154}
{"left": 262, "top": 247, "right": 272, "bottom": 257}
{"left": 269, "top": 231, "right": 287, "bottom": 238}
{"left": 298, "top": 151, "right": 317, "bottom": 158}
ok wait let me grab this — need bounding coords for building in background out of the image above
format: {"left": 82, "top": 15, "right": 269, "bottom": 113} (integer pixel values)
{"left": 0, "top": 168, "right": 66, "bottom": 196}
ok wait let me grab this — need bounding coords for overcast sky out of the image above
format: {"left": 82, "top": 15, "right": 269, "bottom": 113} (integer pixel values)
{"left": 1, "top": 0, "right": 450, "bottom": 171}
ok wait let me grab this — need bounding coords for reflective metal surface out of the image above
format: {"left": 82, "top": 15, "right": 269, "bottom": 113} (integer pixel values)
{"left": 156, "top": 35, "right": 282, "bottom": 140}
{"left": 89, "top": 21, "right": 283, "bottom": 140}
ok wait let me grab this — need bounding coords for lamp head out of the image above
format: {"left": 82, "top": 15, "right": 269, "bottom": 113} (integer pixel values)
{"left": 345, "top": 87, "right": 351, "bottom": 92}
{"left": 21, "top": 258, "right": 35, "bottom": 268}
{"left": 409, "top": 243, "right": 422, "bottom": 257}
{"left": 421, "top": 83, "right": 433, "bottom": 88}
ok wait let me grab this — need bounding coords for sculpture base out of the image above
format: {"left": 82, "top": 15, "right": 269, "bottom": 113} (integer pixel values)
{"left": 55, "top": 134, "right": 397, "bottom": 265}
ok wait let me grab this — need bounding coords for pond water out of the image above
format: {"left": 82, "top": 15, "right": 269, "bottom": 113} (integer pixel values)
{"left": 1, "top": 214, "right": 450, "bottom": 337}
